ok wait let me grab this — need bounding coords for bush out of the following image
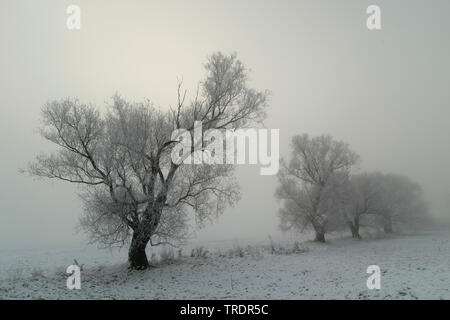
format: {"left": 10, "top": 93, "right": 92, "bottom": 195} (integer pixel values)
{"left": 190, "top": 246, "right": 209, "bottom": 258}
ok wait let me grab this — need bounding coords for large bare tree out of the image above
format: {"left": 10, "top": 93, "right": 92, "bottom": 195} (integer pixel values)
{"left": 26, "top": 52, "right": 268, "bottom": 269}
{"left": 276, "top": 134, "right": 359, "bottom": 242}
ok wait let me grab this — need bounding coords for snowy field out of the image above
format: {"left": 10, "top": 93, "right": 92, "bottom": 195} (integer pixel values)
{"left": 0, "top": 231, "right": 449, "bottom": 300}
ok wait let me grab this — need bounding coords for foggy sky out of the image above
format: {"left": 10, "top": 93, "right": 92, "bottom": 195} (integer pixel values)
{"left": 1, "top": 0, "right": 449, "bottom": 250}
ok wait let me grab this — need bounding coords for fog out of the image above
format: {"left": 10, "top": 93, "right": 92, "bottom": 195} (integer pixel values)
{"left": 1, "top": 0, "right": 449, "bottom": 250}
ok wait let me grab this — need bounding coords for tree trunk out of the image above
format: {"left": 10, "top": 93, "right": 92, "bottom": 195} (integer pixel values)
{"left": 312, "top": 214, "right": 327, "bottom": 243}
{"left": 315, "top": 231, "right": 326, "bottom": 242}
{"left": 128, "top": 232, "right": 150, "bottom": 270}
{"left": 350, "top": 218, "right": 361, "bottom": 239}
{"left": 351, "top": 225, "right": 361, "bottom": 238}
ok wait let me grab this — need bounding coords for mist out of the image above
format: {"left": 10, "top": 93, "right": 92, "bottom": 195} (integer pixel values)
{"left": 1, "top": 0, "right": 449, "bottom": 251}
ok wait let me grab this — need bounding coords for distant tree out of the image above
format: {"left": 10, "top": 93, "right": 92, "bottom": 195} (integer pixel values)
{"left": 373, "top": 173, "right": 430, "bottom": 233}
{"left": 276, "top": 134, "right": 359, "bottom": 242}
{"left": 337, "top": 172, "right": 431, "bottom": 236}
{"left": 335, "top": 172, "right": 383, "bottom": 238}
{"left": 26, "top": 52, "right": 268, "bottom": 269}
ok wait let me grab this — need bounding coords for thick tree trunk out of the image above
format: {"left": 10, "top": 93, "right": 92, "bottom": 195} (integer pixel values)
{"left": 128, "top": 203, "right": 165, "bottom": 270}
{"left": 312, "top": 214, "right": 327, "bottom": 243}
{"left": 351, "top": 225, "right": 361, "bottom": 238}
{"left": 315, "top": 231, "right": 326, "bottom": 242}
{"left": 128, "top": 232, "right": 150, "bottom": 270}
{"left": 350, "top": 218, "right": 361, "bottom": 239}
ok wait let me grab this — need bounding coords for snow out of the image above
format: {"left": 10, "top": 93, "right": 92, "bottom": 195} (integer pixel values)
{"left": 1, "top": 231, "right": 449, "bottom": 299}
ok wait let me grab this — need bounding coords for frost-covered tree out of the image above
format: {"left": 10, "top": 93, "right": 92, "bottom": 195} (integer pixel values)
{"left": 336, "top": 172, "right": 430, "bottom": 237}
{"left": 335, "top": 172, "right": 383, "bottom": 238}
{"left": 373, "top": 173, "right": 430, "bottom": 233}
{"left": 276, "top": 134, "right": 359, "bottom": 242}
{"left": 26, "top": 52, "right": 268, "bottom": 269}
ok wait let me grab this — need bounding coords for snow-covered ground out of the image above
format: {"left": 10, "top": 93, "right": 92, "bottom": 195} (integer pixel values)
{"left": 1, "top": 231, "right": 449, "bottom": 299}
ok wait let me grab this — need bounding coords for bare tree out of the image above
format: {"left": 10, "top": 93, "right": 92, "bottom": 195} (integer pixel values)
{"left": 276, "top": 134, "right": 359, "bottom": 242}
{"left": 26, "top": 52, "right": 268, "bottom": 269}
{"left": 372, "top": 173, "right": 430, "bottom": 234}
{"left": 337, "top": 172, "right": 431, "bottom": 237}
{"left": 335, "top": 172, "right": 383, "bottom": 238}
